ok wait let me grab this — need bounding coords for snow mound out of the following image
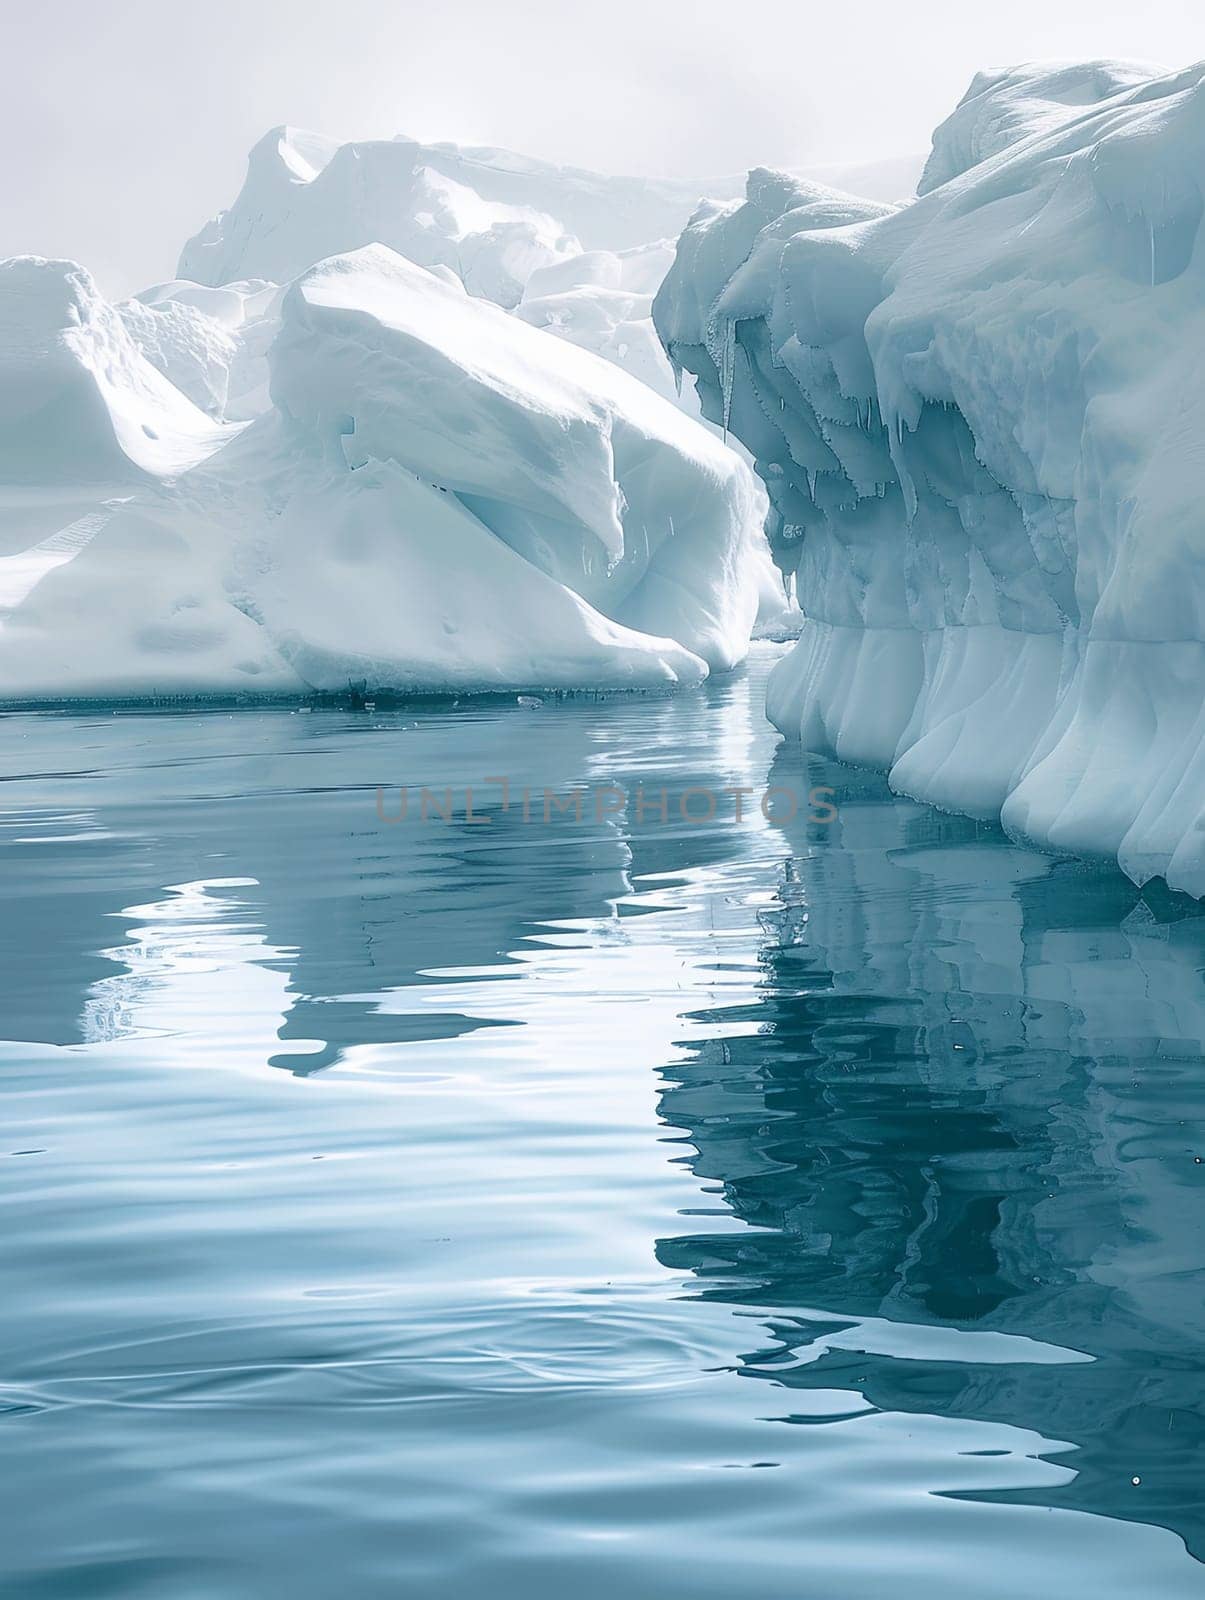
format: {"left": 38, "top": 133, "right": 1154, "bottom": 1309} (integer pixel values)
{"left": 0, "top": 497, "right": 300, "bottom": 701}
{"left": 0, "top": 257, "right": 232, "bottom": 483}
{"left": 655, "top": 60, "right": 1205, "bottom": 896}
{"left": 179, "top": 127, "right": 745, "bottom": 310}
{"left": 0, "top": 247, "right": 763, "bottom": 700}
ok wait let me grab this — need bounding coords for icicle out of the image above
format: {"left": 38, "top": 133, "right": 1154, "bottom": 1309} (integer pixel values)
{"left": 719, "top": 319, "right": 735, "bottom": 440}
{"left": 806, "top": 468, "right": 816, "bottom": 502}
{"left": 1150, "top": 218, "right": 1157, "bottom": 287}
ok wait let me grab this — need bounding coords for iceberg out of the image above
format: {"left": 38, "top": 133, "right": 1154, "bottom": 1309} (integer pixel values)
{"left": 178, "top": 128, "right": 749, "bottom": 311}
{"left": 654, "top": 60, "right": 1205, "bottom": 897}
{"left": 0, "top": 248, "right": 762, "bottom": 700}
{"left": 261, "top": 244, "right": 763, "bottom": 681}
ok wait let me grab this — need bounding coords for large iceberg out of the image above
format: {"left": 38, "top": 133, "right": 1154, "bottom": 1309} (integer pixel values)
{"left": 0, "top": 249, "right": 762, "bottom": 700}
{"left": 655, "top": 60, "right": 1205, "bottom": 896}
{"left": 178, "top": 128, "right": 750, "bottom": 311}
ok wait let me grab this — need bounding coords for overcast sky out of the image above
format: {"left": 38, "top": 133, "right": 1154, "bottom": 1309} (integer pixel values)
{"left": 4, "top": 0, "right": 1199, "bottom": 295}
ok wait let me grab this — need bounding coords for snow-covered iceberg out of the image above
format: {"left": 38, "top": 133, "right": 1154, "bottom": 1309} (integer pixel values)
{"left": 0, "top": 248, "right": 762, "bottom": 700}
{"left": 179, "top": 128, "right": 748, "bottom": 311}
{"left": 655, "top": 60, "right": 1205, "bottom": 896}
{"left": 254, "top": 243, "right": 762, "bottom": 686}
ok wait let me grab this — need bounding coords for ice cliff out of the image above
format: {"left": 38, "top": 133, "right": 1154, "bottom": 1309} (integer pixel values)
{"left": 654, "top": 59, "right": 1205, "bottom": 896}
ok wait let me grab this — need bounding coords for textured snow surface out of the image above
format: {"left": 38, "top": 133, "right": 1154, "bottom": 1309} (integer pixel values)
{"left": 123, "top": 278, "right": 282, "bottom": 420}
{"left": 655, "top": 60, "right": 1205, "bottom": 895}
{"left": 0, "top": 257, "right": 231, "bottom": 483}
{"left": 0, "top": 248, "right": 763, "bottom": 700}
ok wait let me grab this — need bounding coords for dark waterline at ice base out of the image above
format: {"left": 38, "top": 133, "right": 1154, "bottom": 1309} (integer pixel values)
{"left": 2, "top": 645, "right": 1202, "bottom": 1597}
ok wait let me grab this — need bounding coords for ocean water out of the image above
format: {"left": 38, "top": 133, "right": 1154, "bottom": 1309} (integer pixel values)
{"left": 2, "top": 644, "right": 1202, "bottom": 1598}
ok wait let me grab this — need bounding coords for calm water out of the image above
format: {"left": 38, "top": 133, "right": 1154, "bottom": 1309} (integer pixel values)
{"left": 2, "top": 646, "right": 1203, "bottom": 1598}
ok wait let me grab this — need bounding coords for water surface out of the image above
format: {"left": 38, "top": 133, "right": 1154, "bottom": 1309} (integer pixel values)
{"left": 2, "top": 647, "right": 1203, "bottom": 1597}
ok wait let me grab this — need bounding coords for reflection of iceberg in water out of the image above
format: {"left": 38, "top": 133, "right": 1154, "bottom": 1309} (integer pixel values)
{"left": 656, "top": 746, "right": 1205, "bottom": 1555}
{"left": 260, "top": 674, "right": 782, "bottom": 1076}
{"left": 82, "top": 878, "right": 295, "bottom": 1054}
{"left": 33, "top": 671, "right": 776, "bottom": 1074}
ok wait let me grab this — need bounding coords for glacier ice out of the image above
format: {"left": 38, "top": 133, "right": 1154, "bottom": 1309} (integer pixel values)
{"left": 0, "top": 248, "right": 762, "bottom": 699}
{"left": 654, "top": 60, "right": 1205, "bottom": 896}
{"left": 2, "top": 120, "right": 792, "bottom": 702}
{"left": 116, "top": 295, "right": 238, "bottom": 418}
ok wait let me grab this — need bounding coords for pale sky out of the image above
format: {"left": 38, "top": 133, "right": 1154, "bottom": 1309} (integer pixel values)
{"left": 3, "top": 0, "right": 1199, "bottom": 295}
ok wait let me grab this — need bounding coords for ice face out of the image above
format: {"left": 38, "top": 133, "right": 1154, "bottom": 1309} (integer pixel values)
{"left": 655, "top": 60, "right": 1205, "bottom": 896}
